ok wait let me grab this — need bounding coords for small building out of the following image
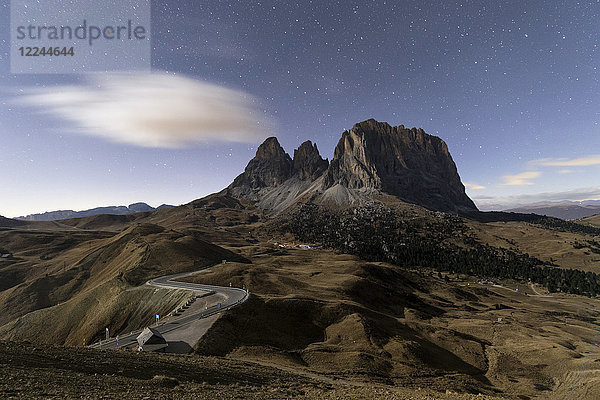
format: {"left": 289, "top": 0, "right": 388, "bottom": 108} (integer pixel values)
{"left": 136, "top": 327, "right": 168, "bottom": 352}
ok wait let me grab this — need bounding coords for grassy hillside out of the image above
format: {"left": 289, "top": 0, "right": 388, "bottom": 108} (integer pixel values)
{"left": 188, "top": 251, "right": 494, "bottom": 393}
{"left": 4, "top": 194, "right": 600, "bottom": 398}
{"left": 0, "top": 220, "right": 248, "bottom": 344}
{"left": 0, "top": 281, "right": 190, "bottom": 345}
{"left": 583, "top": 213, "right": 600, "bottom": 228}
{"left": 468, "top": 220, "right": 600, "bottom": 273}
{"left": 188, "top": 248, "right": 600, "bottom": 399}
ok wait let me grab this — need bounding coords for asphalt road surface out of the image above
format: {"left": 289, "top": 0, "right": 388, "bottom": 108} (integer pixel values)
{"left": 90, "top": 266, "right": 248, "bottom": 350}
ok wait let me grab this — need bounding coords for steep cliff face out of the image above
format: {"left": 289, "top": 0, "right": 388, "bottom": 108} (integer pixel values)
{"left": 324, "top": 119, "right": 476, "bottom": 212}
{"left": 228, "top": 119, "right": 477, "bottom": 213}
{"left": 292, "top": 141, "right": 329, "bottom": 181}
{"left": 230, "top": 138, "right": 328, "bottom": 190}
{"left": 230, "top": 137, "right": 293, "bottom": 189}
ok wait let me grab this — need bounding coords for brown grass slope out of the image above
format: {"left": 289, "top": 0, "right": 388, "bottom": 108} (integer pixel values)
{"left": 0, "top": 221, "right": 248, "bottom": 344}
{"left": 583, "top": 213, "right": 600, "bottom": 227}
{"left": 467, "top": 219, "right": 600, "bottom": 272}
{"left": 190, "top": 250, "right": 495, "bottom": 393}
{"left": 4, "top": 193, "right": 600, "bottom": 397}
{"left": 54, "top": 193, "right": 266, "bottom": 248}
{"left": 189, "top": 248, "right": 600, "bottom": 398}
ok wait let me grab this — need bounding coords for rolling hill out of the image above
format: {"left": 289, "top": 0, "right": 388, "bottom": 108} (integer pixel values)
{"left": 0, "top": 221, "right": 248, "bottom": 345}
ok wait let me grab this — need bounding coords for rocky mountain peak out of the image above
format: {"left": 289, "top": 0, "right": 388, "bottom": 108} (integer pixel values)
{"left": 292, "top": 141, "right": 329, "bottom": 180}
{"left": 255, "top": 137, "right": 288, "bottom": 160}
{"left": 230, "top": 137, "right": 293, "bottom": 189}
{"left": 324, "top": 119, "right": 476, "bottom": 212}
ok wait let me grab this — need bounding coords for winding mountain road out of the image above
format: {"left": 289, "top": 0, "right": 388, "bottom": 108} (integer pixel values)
{"left": 90, "top": 266, "right": 249, "bottom": 351}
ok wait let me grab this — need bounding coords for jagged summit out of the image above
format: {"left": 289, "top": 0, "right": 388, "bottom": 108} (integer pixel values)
{"left": 228, "top": 119, "right": 477, "bottom": 213}
{"left": 230, "top": 137, "right": 293, "bottom": 189}
{"left": 230, "top": 138, "right": 328, "bottom": 190}
{"left": 292, "top": 141, "right": 329, "bottom": 181}
{"left": 255, "top": 137, "right": 288, "bottom": 160}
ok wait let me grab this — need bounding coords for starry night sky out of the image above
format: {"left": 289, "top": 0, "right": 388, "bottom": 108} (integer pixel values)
{"left": 1, "top": 0, "right": 600, "bottom": 217}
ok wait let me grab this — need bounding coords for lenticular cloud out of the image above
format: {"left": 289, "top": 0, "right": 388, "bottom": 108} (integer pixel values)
{"left": 18, "top": 73, "right": 271, "bottom": 148}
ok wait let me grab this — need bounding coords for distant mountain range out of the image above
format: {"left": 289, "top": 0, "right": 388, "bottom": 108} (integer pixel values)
{"left": 505, "top": 203, "right": 600, "bottom": 220}
{"left": 16, "top": 202, "right": 173, "bottom": 222}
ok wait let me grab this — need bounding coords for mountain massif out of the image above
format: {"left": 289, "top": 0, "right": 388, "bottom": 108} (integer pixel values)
{"left": 228, "top": 119, "right": 476, "bottom": 213}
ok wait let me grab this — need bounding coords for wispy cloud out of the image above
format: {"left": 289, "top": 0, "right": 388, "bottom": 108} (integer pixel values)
{"left": 473, "top": 187, "right": 600, "bottom": 210}
{"left": 530, "top": 155, "right": 600, "bottom": 167}
{"left": 16, "top": 73, "right": 272, "bottom": 148}
{"left": 464, "top": 182, "right": 486, "bottom": 190}
{"left": 501, "top": 171, "right": 541, "bottom": 186}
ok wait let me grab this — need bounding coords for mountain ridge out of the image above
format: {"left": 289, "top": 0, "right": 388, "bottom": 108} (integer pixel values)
{"left": 505, "top": 204, "right": 600, "bottom": 220}
{"left": 16, "top": 202, "right": 173, "bottom": 222}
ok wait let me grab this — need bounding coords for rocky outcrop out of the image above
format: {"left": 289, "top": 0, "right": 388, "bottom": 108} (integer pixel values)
{"left": 228, "top": 119, "right": 477, "bottom": 213}
{"left": 324, "top": 119, "right": 476, "bottom": 212}
{"left": 292, "top": 141, "right": 329, "bottom": 180}
{"left": 230, "top": 137, "right": 293, "bottom": 189}
{"left": 230, "top": 138, "right": 329, "bottom": 190}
